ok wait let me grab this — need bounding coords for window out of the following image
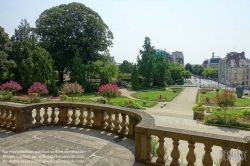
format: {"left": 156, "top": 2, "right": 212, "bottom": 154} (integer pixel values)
{"left": 247, "top": 69, "right": 249, "bottom": 74}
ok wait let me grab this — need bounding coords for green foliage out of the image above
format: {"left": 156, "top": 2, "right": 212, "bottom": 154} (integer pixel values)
{"left": 131, "top": 65, "right": 140, "bottom": 90}
{"left": 119, "top": 60, "right": 133, "bottom": 73}
{"left": 202, "top": 67, "right": 218, "bottom": 78}
{"left": 169, "top": 62, "right": 184, "bottom": 83}
{"left": 10, "top": 19, "right": 55, "bottom": 88}
{"left": 183, "top": 70, "right": 192, "bottom": 79}
{"left": 192, "top": 65, "right": 204, "bottom": 76}
{"left": 153, "top": 56, "right": 168, "bottom": 87}
{"left": 137, "top": 37, "right": 155, "bottom": 87}
{"left": 216, "top": 88, "right": 220, "bottom": 93}
{"left": 184, "top": 63, "right": 193, "bottom": 73}
{"left": 192, "top": 103, "right": 206, "bottom": 112}
{"left": 151, "top": 136, "right": 158, "bottom": 157}
{"left": 212, "top": 108, "right": 248, "bottom": 118}
{"left": 52, "top": 87, "right": 60, "bottom": 97}
{"left": 35, "top": 2, "right": 113, "bottom": 83}
{"left": 70, "top": 56, "right": 85, "bottom": 86}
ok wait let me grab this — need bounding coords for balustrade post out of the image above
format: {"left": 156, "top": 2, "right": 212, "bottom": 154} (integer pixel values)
{"left": 120, "top": 114, "right": 128, "bottom": 134}
{"left": 170, "top": 139, "right": 180, "bottom": 166}
{"left": 50, "top": 107, "right": 56, "bottom": 124}
{"left": 43, "top": 107, "right": 49, "bottom": 124}
{"left": 242, "top": 137, "right": 250, "bottom": 166}
{"left": 70, "top": 107, "right": 77, "bottom": 125}
{"left": 78, "top": 108, "right": 85, "bottom": 126}
{"left": 156, "top": 136, "right": 165, "bottom": 164}
{"left": 3, "top": 110, "right": 9, "bottom": 126}
{"left": 128, "top": 116, "right": 137, "bottom": 137}
{"left": 147, "top": 135, "right": 152, "bottom": 160}
{"left": 220, "top": 146, "right": 231, "bottom": 166}
{"left": 93, "top": 109, "right": 104, "bottom": 128}
{"left": 106, "top": 112, "right": 113, "bottom": 130}
{"left": 9, "top": 111, "right": 15, "bottom": 128}
{"left": 35, "top": 109, "right": 42, "bottom": 125}
{"left": 135, "top": 132, "right": 141, "bottom": 162}
{"left": 86, "top": 108, "right": 92, "bottom": 126}
{"left": 186, "top": 141, "right": 196, "bottom": 166}
{"left": 58, "top": 107, "right": 70, "bottom": 124}
{"left": 113, "top": 113, "right": 121, "bottom": 131}
{"left": 15, "top": 108, "right": 33, "bottom": 132}
{"left": 202, "top": 143, "right": 213, "bottom": 166}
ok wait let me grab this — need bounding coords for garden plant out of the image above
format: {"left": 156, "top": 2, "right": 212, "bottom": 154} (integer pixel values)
{"left": 60, "top": 82, "right": 84, "bottom": 101}
{"left": 97, "top": 84, "right": 122, "bottom": 104}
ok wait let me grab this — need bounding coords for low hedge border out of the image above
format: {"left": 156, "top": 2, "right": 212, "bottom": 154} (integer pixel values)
{"left": 204, "top": 123, "right": 250, "bottom": 131}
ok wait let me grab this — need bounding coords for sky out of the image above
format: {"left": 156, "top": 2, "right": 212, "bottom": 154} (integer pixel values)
{"left": 1, "top": 0, "right": 250, "bottom": 65}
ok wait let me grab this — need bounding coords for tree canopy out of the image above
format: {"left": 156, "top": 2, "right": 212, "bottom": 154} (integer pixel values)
{"left": 35, "top": 2, "right": 114, "bottom": 83}
{"left": 119, "top": 60, "right": 133, "bottom": 73}
{"left": 185, "top": 63, "right": 193, "bottom": 73}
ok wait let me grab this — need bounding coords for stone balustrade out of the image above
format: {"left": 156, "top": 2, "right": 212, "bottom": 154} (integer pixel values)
{"left": 0, "top": 102, "right": 249, "bottom": 166}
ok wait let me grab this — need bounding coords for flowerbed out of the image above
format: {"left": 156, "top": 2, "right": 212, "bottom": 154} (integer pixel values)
{"left": 204, "top": 115, "right": 250, "bottom": 129}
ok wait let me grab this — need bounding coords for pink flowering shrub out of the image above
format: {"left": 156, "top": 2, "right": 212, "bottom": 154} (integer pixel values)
{"left": 60, "top": 82, "right": 84, "bottom": 101}
{"left": 97, "top": 84, "right": 122, "bottom": 104}
{"left": 0, "top": 80, "right": 22, "bottom": 93}
{"left": 28, "top": 82, "right": 49, "bottom": 97}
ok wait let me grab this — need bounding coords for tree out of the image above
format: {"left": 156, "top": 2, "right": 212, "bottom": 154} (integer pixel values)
{"left": 169, "top": 62, "right": 185, "bottom": 84}
{"left": 119, "top": 60, "right": 133, "bottom": 73}
{"left": 153, "top": 56, "right": 167, "bottom": 87}
{"left": 10, "top": 19, "right": 55, "bottom": 88}
{"left": 131, "top": 65, "right": 139, "bottom": 90}
{"left": 202, "top": 67, "right": 218, "bottom": 78}
{"left": 35, "top": 2, "right": 114, "bottom": 83}
{"left": 0, "top": 26, "right": 16, "bottom": 80}
{"left": 211, "top": 90, "right": 236, "bottom": 124}
{"left": 137, "top": 37, "right": 155, "bottom": 87}
{"left": 70, "top": 56, "right": 85, "bottom": 85}
{"left": 100, "top": 63, "right": 119, "bottom": 85}
{"left": 185, "top": 63, "right": 193, "bottom": 73}
{"left": 184, "top": 70, "right": 192, "bottom": 79}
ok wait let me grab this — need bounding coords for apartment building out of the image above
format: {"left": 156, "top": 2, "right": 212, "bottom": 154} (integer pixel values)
{"left": 218, "top": 52, "right": 250, "bottom": 89}
{"left": 202, "top": 52, "right": 221, "bottom": 68}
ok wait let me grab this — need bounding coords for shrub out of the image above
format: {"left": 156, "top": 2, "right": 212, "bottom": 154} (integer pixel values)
{"left": 97, "top": 84, "right": 121, "bottom": 104}
{"left": 52, "top": 87, "right": 60, "bottom": 97}
{"left": 192, "top": 103, "right": 206, "bottom": 112}
{"left": 216, "top": 88, "right": 220, "bottom": 93}
{"left": 143, "top": 101, "right": 146, "bottom": 105}
{"left": 211, "top": 89, "right": 236, "bottom": 124}
{"left": 145, "top": 96, "right": 149, "bottom": 100}
{"left": 0, "top": 80, "right": 22, "bottom": 94}
{"left": 60, "top": 82, "right": 84, "bottom": 101}
{"left": 28, "top": 82, "right": 49, "bottom": 97}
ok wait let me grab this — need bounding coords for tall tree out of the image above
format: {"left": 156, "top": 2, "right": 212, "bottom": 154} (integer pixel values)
{"left": 131, "top": 65, "right": 139, "bottom": 90}
{"left": 35, "top": 2, "right": 114, "bottom": 83}
{"left": 137, "top": 37, "right": 155, "bottom": 87}
{"left": 119, "top": 60, "right": 133, "bottom": 73}
{"left": 185, "top": 63, "right": 193, "bottom": 73}
{"left": 153, "top": 56, "right": 167, "bottom": 87}
{"left": 10, "top": 19, "right": 55, "bottom": 88}
{"left": 70, "top": 56, "right": 85, "bottom": 85}
{"left": 0, "top": 26, "right": 16, "bottom": 81}
{"left": 169, "top": 62, "right": 185, "bottom": 83}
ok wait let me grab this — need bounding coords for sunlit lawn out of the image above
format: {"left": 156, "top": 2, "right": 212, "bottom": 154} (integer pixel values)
{"left": 131, "top": 89, "right": 183, "bottom": 102}
{"left": 111, "top": 96, "right": 157, "bottom": 107}
{"left": 199, "top": 91, "right": 250, "bottom": 106}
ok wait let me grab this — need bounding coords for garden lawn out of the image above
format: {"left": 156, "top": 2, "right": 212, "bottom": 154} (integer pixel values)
{"left": 40, "top": 93, "right": 96, "bottom": 99}
{"left": 131, "top": 89, "right": 183, "bottom": 102}
{"left": 198, "top": 92, "right": 250, "bottom": 106}
{"left": 208, "top": 107, "right": 248, "bottom": 118}
{"left": 110, "top": 96, "right": 157, "bottom": 107}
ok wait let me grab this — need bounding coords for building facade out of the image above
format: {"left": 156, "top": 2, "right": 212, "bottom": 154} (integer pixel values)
{"left": 172, "top": 51, "right": 184, "bottom": 66}
{"left": 218, "top": 52, "right": 250, "bottom": 89}
{"left": 202, "top": 52, "right": 221, "bottom": 68}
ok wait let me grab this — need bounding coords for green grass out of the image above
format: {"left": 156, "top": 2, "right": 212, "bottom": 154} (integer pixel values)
{"left": 198, "top": 91, "right": 250, "bottom": 106}
{"left": 40, "top": 93, "right": 96, "bottom": 99}
{"left": 131, "top": 89, "right": 183, "bottom": 102}
{"left": 208, "top": 107, "right": 248, "bottom": 118}
{"left": 110, "top": 96, "right": 157, "bottom": 107}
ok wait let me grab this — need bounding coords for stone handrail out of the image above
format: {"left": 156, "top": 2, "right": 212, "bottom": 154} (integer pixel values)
{"left": 0, "top": 102, "right": 249, "bottom": 166}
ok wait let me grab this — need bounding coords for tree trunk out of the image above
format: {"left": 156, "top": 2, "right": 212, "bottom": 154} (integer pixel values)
{"left": 224, "top": 109, "right": 227, "bottom": 124}
{"left": 59, "top": 70, "right": 64, "bottom": 84}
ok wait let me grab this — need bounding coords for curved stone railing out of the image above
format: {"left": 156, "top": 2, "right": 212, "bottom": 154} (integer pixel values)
{"left": 0, "top": 102, "right": 249, "bottom": 166}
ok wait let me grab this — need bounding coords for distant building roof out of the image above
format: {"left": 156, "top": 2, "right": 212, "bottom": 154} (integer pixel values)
{"left": 203, "top": 59, "right": 208, "bottom": 65}
{"left": 209, "top": 57, "right": 221, "bottom": 63}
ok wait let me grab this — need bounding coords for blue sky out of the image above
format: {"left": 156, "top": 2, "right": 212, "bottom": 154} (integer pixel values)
{"left": 1, "top": 0, "right": 249, "bottom": 64}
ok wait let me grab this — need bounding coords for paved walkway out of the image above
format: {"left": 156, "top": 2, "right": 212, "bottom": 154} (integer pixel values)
{"left": 0, "top": 126, "right": 143, "bottom": 166}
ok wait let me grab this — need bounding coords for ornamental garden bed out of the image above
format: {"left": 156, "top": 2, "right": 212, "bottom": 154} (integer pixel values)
{"left": 131, "top": 87, "right": 184, "bottom": 102}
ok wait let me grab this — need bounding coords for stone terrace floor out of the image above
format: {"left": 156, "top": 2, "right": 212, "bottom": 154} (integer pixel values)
{"left": 0, "top": 126, "right": 143, "bottom": 166}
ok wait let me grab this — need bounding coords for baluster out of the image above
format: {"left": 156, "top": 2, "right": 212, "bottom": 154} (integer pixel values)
{"left": 120, "top": 114, "right": 128, "bottom": 134}
{"left": 101, "top": 112, "right": 107, "bottom": 128}
{"left": 9, "top": 111, "right": 15, "bottom": 127}
{"left": 43, "top": 107, "right": 49, "bottom": 124}
{"left": 66, "top": 108, "right": 70, "bottom": 123}
{"left": 238, "top": 149, "right": 249, "bottom": 166}
{"left": 70, "top": 107, "right": 77, "bottom": 125}
{"left": 156, "top": 136, "right": 165, "bottom": 164}
{"left": 50, "top": 107, "right": 56, "bottom": 124}
{"left": 202, "top": 144, "right": 213, "bottom": 166}
{"left": 170, "top": 139, "right": 180, "bottom": 166}
{"left": 107, "top": 112, "right": 113, "bottom": 130}
{"left": 128, "top": 116, "right": 136, "bottom": 137}
{"left": 113, "top": 113, "right": 120, "bottom": 131}
{"left": 186, "top": 141, "right": 196, "bottom": 166}
{"left": 220, "top": 147, "right": 231, "bottom": 166}
{"left": 147, "top": 135, "right": 152, "bottom": 160}
{"left": 4, "top": 110, "right": 10, "bottom": 126}
{"left": 35, "top": 108, "right": 42, "bottom": 125}
{"left": 78, "top": 108, "right": 85, "bottom": 126}
{"left": 86, "top": 108, "right": 92, "bottom": 126}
